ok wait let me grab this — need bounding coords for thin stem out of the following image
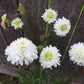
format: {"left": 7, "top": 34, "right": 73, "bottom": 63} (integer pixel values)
{"left": 45, "top": 22, "right": 49, "bottom": 35}
{"left": 48, "top": 0, "right": 51, "bottom": 9}
{"left": 45, "top": 0, "right": 51, "bottom": 36}
{"left": 18, "top": 65, "right": 22, "bottom": 72}
{"left": 39, "top": 67, "right": 43, "bottom": 84}
{"left": 56, "top": 4, "right": 84, "bottom": 75}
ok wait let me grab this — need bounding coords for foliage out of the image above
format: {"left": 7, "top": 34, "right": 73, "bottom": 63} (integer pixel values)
{"left": 1, "top": 14, "right": 7, "bottom": 21}
{"left": 18, "top": 4, "right": 26, "bottom": 15}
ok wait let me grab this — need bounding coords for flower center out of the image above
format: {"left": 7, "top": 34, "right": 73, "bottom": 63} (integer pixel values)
{"left": 75, "top": 51, "right": 83, "bottom": 56}
{"left": 21, "top": 41, "right": 25, "bottom": 44}
{"left": 46, "top": 12, "right": 54, "bottom": 20}
{"left": 61, "top": 25, "right": 67, "bottom": 31}
{"left": 18, "top": 46, "right": 27, "bottom": 56}
{"left": 17, "top": 41, "right": 28, "bottom": 56}
{"left": 44, "top": 51, "right": 53, "bottom": 61}
{"left": 14, "top": 20, "right": 21, "bottom": 27}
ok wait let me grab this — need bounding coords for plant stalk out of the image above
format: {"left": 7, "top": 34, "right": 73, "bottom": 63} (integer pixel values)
{"left": 39, "top": 67, "right": 43, "bottom": 84}
{"left": 18, "top": 65, "right": 22, "bottom": 72}
{"left": 45, "top": 0, "right": 51, "bottom": 35}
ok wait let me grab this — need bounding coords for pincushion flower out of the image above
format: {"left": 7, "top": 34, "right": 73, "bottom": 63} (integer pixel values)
{"left": 5, "top": 37, "right": 38, "bottom": 65}
{"left": 69, "top": 42, "right": 84, "bottom": 66}
{"left": 11, "top": 18, "right": 24, "bottom": 29}
{"left": 39, "top": 45, "right": 61, "bottom": 69}
{"left": 41, "top": 8, "right": 58, "bottom": 24}
{"left": 54, "top": 17, "right": 71, "bottom": 37}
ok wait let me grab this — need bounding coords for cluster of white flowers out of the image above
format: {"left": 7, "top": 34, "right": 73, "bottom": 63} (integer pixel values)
{"left": 39, "top": 45, "right": 61, "bottom": 69}
{"left": 11, "top": 18, "right": 24, "bottom": 29}
{"left": 41, "top": 8, "right": 71, "bottom": 37}
{"left": 69, "top": 42, "right": 84, "bottom": 66}
{"left": 5, "top": 38, "right": 38, "bottom": 65}
{"left": 3, "top": 6, "right": 82, "bottom": 71}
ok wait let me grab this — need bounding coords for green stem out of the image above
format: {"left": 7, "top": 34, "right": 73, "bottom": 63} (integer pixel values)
{"left": 48, "top": 0, "right": 51, "bottom": 9}
{"left": 18, "top": 65, "right": 22, "bottom": 72}
{"left": 39, "top": 67, "right": 43, "bottom": 84}
{"left": 56, "top": 4, "right": 84, "bottom": 75}
{"left": 45, "top": 22, "right": 49, "bottom": 35}
{"left": 45, "top": 0, "right": 51, "bottom": 36}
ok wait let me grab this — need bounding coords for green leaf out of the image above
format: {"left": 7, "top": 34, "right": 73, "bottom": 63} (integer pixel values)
{"left": 58, "top": 78, "right": 67, "bottom": 84}
{"left": 10, "top": 76, "right": 14, "bottom": 81}
{"left": 19, "top": 4, "right": 26, "bottom": 15}
{"left": 1, "top": 14, "right": 7, "bottom": 21}
{"left": 18, "top": 72, "right": 27, "bottom": 78}
{"left": 20, "top": 77, "right": 31, "bottom": 84}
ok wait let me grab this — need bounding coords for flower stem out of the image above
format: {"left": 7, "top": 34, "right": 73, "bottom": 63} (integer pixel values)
{"left": 45, "top": 0, "right": 51, "bottom": 36}
{"left": 18, "top": 65, "right": 22, "bottom": 72}
{"left": 48, "top": 0, "right": 51, "bottom": 9}
{"left": 39, "top": 67, "right": 43, "bottom": 84}
{"left": 56, "top": 4, "right": 84, "bottom": 75}
{"left": 45, "top": 22, "right": 49, "bottom": 35}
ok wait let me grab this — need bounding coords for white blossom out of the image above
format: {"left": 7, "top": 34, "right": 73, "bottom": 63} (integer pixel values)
{"left": 41, "top": 8, "right": 58, "bottom": 24}
{"left": 54, "top": 17, "right": 71, "bottom": 37}
{"left": 11, "top": 18, "right": 24, "bottom": 29}
{"left": 69, "top": 42, "right": 84, "bottom": 66}
{"left": 39, "top": 45, "right": 61, "bottom": 69}
{"left": 5, "top": 37, "right": 38, "bottom": 65}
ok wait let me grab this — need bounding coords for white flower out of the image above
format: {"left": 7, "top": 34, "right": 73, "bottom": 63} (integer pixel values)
{"left": 41, "top": 8, "right": 58, "bottom": 24}
{"left": 69, "top": 42, "right": 84, "bottom": 66}
{"left": 5, "top": 37, "right": 38, "bottom": 65}
{"left": 39, "top": 45, "right": 61, "bottom": 69}
{"left": 11, "top": 18, "right": 24, "bottom": 29}
{"left": 54, "top": 17, "right": 71, "bottom": 37}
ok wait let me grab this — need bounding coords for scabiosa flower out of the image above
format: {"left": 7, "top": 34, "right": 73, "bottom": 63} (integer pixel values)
{"left": 5, "top": 37, "right": 38, "bottom": 65}
{"left": 41, "top": 8, "right": 58, "bottom": 24}
{"left": 39, "top": 45, "right": 61, "bottom": 69}
{"left": 11, "top": 18, "right": 24, "bottom": 29}
{"left": 54, "top": 17, "right": 71, "bottom": 37}
{"left": 69, "top": 42, "right": 84, "bottom": 66}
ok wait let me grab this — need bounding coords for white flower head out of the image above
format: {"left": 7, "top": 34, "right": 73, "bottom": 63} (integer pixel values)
{"left": 41, "top": 8, "right": 58, "bottom": 24}
{"left": 54, "top": 17, "right": 71, "bottom": 37}
{"left": 69, "top": 42, "right": 84, "bottom": 66}
{"left": 39, "top": 45, "right": 61, "bottom": 69}
{"left": 5, "top": 37, "right": 38, "bottom": 65}
{"left": 11, "top": 18, "right": 24, "bottom": 29}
